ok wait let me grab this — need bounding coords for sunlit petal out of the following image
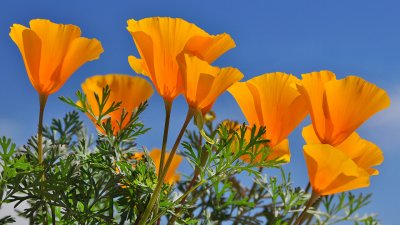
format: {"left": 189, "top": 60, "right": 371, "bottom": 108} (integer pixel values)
{"left": 230, "top": 72, "right": 307, "bottom": 147}
{"left": 179, "top": 54, "right": 243, "bottom": 113}
{"left": 323, "top": 76, "right": 390, "bottom": 145}
{"left": 10, "top": 19, "right": 103, "bottom": 95}
{"left": 127, "top": 17, "right": 235, "bottom": 102}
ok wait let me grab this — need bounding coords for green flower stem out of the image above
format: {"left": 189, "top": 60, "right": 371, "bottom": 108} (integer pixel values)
{"left": 159, "top": 100, "right": 172, "bottom": 180}
{"left": 304, "top": 196, "right": 322, "bottom": 225}
{"left": 137, "top": 108, "right": 194, "bottom": 225}
{"left": 293, "top": 191, "right": 320, "bottom": 225}
{"left": 109, "top": 196, "right": 114, "bottom": 219}
{"left": 38, "top": 94, "right": 48, "bottom": 166}
{"left": 153, "top": 100, "right": 172, "bottom": 225}
{"left": 38, "top": 94, "right": 48, "bottom": 225}
{"left": 51, "top": 205, "right": 56, "bottom": 225}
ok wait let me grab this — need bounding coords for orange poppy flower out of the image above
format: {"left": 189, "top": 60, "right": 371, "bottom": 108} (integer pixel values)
{"left": 134, "top": 149, "right": 183, "bottom": 184}
{"left": 303, "top": 125, "right": 384, "bottom": 195}
{"left": 179, "top": 54, "right": 243, "bottom": 114}
{"left": 298, "top": 71, "right": 390, "bottom": 195}
{"left": 127, "top": 17, "right": 235, "bottom": 102}
{"left": 80, "top": 74, "right": 153, "bottom": 134}
{"left": 303, "top": 125, "right": 383, "bottom": 176}
{"left": 297, "top": 71, "right": 390, "bottom": 146}
{"left": 10, "top": 19, "right": 103, "bottom": 96}
{"left": 228, "top": 72, "right": 308, "bottom": 162}
{"left": 303, "top": 144, "right": 370, "bottom": 196}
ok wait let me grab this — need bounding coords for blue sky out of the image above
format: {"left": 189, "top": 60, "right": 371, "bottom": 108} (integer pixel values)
{"left": 0, "top": 0, "right": 399, "bottom": 223}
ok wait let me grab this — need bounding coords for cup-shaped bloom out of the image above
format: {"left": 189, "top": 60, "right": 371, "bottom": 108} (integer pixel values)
{"left": 303, "top": 144, "right": 371, "bottom": 196}
{"left": 134, "top": 149, "right": 182, "bottom": 184}
{"left": 297, "top": 71, "right": 390, "bottom": 146}
{"left": 10, "top": 19, "right": 103, "bottom": 96}
{"left": 179, "top": 54, "right": 243, "bottom": 114}
{"left": 228, "top": 72, "right": 308, "bottom": 162}
{"left": 80, "top": 74, "right": 153, "bottom": 134}
{"left": 298, "top": 71, "right": 390, "bottom": 195}
{"left": 127, "top": 17, "right": 235, "bottom": 102}
{"left": 303, "top": 125, "right": 383, "bottom": 176}
{"left": 303, "top": 125, "right": 384, "bottom": 195}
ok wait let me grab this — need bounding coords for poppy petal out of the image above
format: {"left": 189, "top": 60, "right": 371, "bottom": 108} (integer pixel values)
{"left": 21, "top": 29, "right": 42, "bottom": 92}
{"left": 249, "top": 73, "right": 307, "bottom": 146}
{"left": 270, "top": 139, "right": 290, "bottom": 162}
{"left": 149, "top": 149, "right": 183, "bottom": 184}
{"left": 81, "top": 74, "right": 153, "bottom": 134}
{"left": 304, "top": 144, "right": 370, "bottom": 196}
{"left": 127, "top": 17, "right": 235, "bottom": 102}
{"left": 228, "top": 82, "right": 263, "bottom": 125}
{"left": 184, "top": 33, "right": 235, "bottom": 63}
{"left": 323, "top": 76, "right": 390, "bottom": 145}
{"left": 336, "top": 132, "right": 383, "bottom": 175}
{"left": 297, "top": 70, "right": 336, "bottom": 142}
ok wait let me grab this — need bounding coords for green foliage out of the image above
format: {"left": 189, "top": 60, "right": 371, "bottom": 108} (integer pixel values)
{"left": 312, "top": 192, "right": 380, "bottom": 225}
{"left": 0, "top": 88, "right": 380, "bottom": 225}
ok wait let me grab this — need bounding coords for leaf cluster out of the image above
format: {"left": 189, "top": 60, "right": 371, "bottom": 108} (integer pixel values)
{"left": 0, "top": 88, "right": 380, "bottom": 225}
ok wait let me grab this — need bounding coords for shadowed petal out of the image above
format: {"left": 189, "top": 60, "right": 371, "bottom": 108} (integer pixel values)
{"left": 270, "top": 139, "right": 290, "bottom": 162}
{"left": 81, "top": 74, "right": 153, "bottom": 134}
{"left": 336, "top": 132, "right": 383, "bottom": 175}
{"left": 304, "top": 144, "right": 370, "bottom": 196}
{"left": 149, "top": 149, "right": 183, "bottom": 184}
{"left": 297, "top": 70, "right": 336, "bottom": 143}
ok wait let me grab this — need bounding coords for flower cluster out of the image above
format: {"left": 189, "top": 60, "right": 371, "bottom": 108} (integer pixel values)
{"left": 5, "top": 17, "right": 390, "bottom": 225}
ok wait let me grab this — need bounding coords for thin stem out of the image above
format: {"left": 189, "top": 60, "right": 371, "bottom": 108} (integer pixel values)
{"left": 109, "top": 196, "right": 113, "bottom": 219}
{"left": 137, "top": 108, "right": 194, "bottom": 225}
{"left": 304, "top": 182, "right": 311, "bottom": 194}
{"left": 159, "top": 100, "right": 172, "bottom": 180}
{"left": 154, "top": 100, "right": 171, "bottom": 225}
{"left": 304, "top": 196, "right": 322, "bottom": 225}
{"left": 51, "top": 205, "right": 56, "bottom": 225}
{"left": 288, "top": 182, "right": 311, "bottom": 225}
{"left": 293, "top": 192, "right": 319, "bottom": 225}
{"left": 38, "top": 94, "right": 48, "bottom": 225}
{"left": 37, "top": 94, "right": 48, "bottom": 165}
